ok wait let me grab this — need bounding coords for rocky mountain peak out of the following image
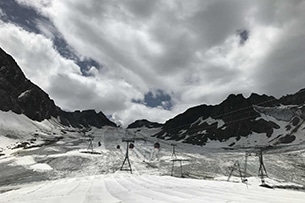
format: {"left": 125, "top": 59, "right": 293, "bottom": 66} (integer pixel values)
{"left": 0, "top": 47, "right": 116, "bottom": 128}
{"left": 154, "top": 90, "right": 305, "bottom": 147}
{"left": 127, "top": 119, "right": 163, "bottom": 129}
{"left": 280, "top": 88, "right": 305, "bottom": 105}
{"left": 0, "top": 47, "right": 58, "bottom": 121}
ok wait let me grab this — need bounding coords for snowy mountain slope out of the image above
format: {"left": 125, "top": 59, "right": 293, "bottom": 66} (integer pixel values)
{"left": 1, "top": 109, "right": 305, "bottom": 202}
{"left": 154, "top": 91, "right": 305, "bottom": 149}
{"left": 253, "top": 105, "right": 305, "bottom": 145}
{"left": 200, "top": 104, "right": 305, "bottom": 149}
{"left": 0, "top": 110, "right": 65, "bottom": 156}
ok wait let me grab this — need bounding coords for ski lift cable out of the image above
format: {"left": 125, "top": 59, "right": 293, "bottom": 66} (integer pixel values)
{"left": 156, "top": 90, "right": 305, "bottom": 134}
{"left": 159, "top": 106, "right": 304, "bottom": 137}
{"left": 156, "top": 120, "right": 305, "bottom": 153}
{"left": 127, "top": 94, "right": 305, "bottom": 141}
{"left": 213, "top": 89, "right": 305, "bottom": 120}
{"left": 157, "top": 113, "right": 264, "bottom": 138}
{"left": 134, "top": 131, "right": 186, "bottom": 152}
{"left": 155, "top": 104, "right": 305, "bottom": 141}
{"left": 160, "top": 108, "right": 256, "bottom": 134}
{"left": 133, "top": 120, "right": 305, "bottom": 154}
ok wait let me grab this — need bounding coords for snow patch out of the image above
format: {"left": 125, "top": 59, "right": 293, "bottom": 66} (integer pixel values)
{"left": 30, "top": 163, "right": 53, "bottom": 171}
{"left": 13, "top": 156, "right": 36, "bottom": 166}
{"left": 193, "top": 117, "right": 225, "bottom": 129}
{"left": 9, "top": 155, "right": 53, "bottom": 171}
{"left": 17, "top": 90, "right": 31, "bottom": 100}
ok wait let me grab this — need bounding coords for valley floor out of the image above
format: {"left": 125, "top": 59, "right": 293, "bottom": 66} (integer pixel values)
{"left": 1, "top": 126, "right": 305, "bottom": 202}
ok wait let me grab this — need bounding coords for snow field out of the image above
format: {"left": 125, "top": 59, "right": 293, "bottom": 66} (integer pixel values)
{"left": 1, "top": 174, "right": 305, "bottom": 203}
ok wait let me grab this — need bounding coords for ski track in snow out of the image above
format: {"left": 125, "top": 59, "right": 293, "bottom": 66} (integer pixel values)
{"left": 2, "top": 175, "right": 305, "bottom": 202}
{"left": 2, "top": 114, "right": 305, "bottom": 202}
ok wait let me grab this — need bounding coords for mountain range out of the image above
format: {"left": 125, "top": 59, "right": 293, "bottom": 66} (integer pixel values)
{"left": 153, "top": 90, "right": 305, "bottom": 148}
{"left": 1, "top": 46, "right": 305, "bottom": 148}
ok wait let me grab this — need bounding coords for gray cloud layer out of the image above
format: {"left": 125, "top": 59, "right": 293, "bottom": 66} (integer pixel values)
{"left": 1, "top": 0, "right": 305, "bottom": 126}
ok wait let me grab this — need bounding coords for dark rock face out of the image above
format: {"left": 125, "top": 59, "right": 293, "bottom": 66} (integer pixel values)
{"left": 59, "top": 110, "right": 116, "bottom": 128}
{"left": 0, "top": 47, "right": 58, "bottom": 121}
{"left": 0, "top": 47, "right": 116, "bottom": 128}
{"left": 154, "top": 90, "right": 304, "bottom": 146}
{"left": 127, "top": 119, "right": 163, "bottom": 129}
{"left": 279, "top": 88, "right": 305, "bottom": 105}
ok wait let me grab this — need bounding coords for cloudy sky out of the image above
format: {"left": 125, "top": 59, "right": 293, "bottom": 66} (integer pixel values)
{"left": 0, "top": 0, "right": 305, "bottom": 126}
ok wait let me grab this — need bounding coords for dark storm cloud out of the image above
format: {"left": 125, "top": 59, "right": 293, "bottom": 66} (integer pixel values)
{"left": 242, "top": 0, "right": 305, "bottom": 98}
{"left": 254, "top": 21, "right": 305, "bottom": 97}
{"left": 203, "top": 65, "right": 240, "bottom": 86}
{"left": 48, "top": 73, "right": 131, "bottom": 113}
{"left": 123, "top": 0, "right": 159, "bottom": 18}
{"left": 189, "top": 0, "right": 249, "bottom": 48}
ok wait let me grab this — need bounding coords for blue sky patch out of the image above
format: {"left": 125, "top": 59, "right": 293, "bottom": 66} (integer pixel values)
{"left": 0, "top": 0, "right": 101, "bottom": 77}
{"left": 133, "top": 90, "right": 172, "bottom": 110}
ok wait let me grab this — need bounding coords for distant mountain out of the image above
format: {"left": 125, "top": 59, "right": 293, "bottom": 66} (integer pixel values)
{"left": 0, "top": 47, "right": 116, "bottom": 128}
{"left": 59, "top": 109, "right": 116, "bottom": 128}
{"left": 127, "top": 119, "right": 163, "bottom": 129}
{"left": 154, "top": 90, "right": 305, "bottom": 148}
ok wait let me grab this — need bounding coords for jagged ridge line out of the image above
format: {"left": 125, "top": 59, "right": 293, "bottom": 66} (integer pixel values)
{"left": 157, "top": 89, "right": 305, "bottom": 136}
{"left": 213, "top": 88, "right": 305, "bottom": 119}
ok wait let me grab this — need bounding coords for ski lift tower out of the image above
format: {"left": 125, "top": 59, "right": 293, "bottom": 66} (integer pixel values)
{"left": 227, "top": 160, "right": 244, "bottom": 182}
{"left": 120, "top": 138, "right": 135, "bottom": 174}
{"left": 171, "top": 143, "right": 177, "bottom": 159}
{"left": 170, "top": 144, "right": 190, "bottom": 177}
{"left": 243, "top": 151, "right": 252, "bottom": 181}
{"left": 87, "top": 135, "right": 94, "bottom": 151}
{"left": 258, "top": 148, "right": 268, "bottom": 184}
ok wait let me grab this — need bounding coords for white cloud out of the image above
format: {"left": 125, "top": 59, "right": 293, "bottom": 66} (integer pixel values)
{"left": 1, "top": 0, "right": 305, "bottom": 126}
{"left": 112, "top": 102, "right": 178, "bottom": 127}
{"left": 0, "top": 21, "right": 80, "bottom": 89}
{"left": 0, "top": 21, "right": 146, "bottom": 121}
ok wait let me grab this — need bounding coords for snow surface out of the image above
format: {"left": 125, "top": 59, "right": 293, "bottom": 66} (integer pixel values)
{"left": 1, "top": 110, "right": 305, "bottom": 202}
{"left": 192, "top": 117, "right": 226, "bottom": 129}
{"left": 1, "top": 175, "right": 305, "bottom": 203}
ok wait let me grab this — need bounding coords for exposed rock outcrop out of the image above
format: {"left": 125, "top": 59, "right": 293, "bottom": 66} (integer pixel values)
{"left": 127, "top": 119, "right": 163, "bottom": 129}
{"left": 154, "top": 90, "right": 305, "bottom": 147}
{"left": 0, "top": 47, "right": 58, "bottom": 121}
{"left": 0, "top": 47, "right": 116, "bottom": 128}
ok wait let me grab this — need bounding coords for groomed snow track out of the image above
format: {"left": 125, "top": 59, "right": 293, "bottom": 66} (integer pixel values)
{"left": 1, "top": 174, "right": 305, "bottom": 203}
